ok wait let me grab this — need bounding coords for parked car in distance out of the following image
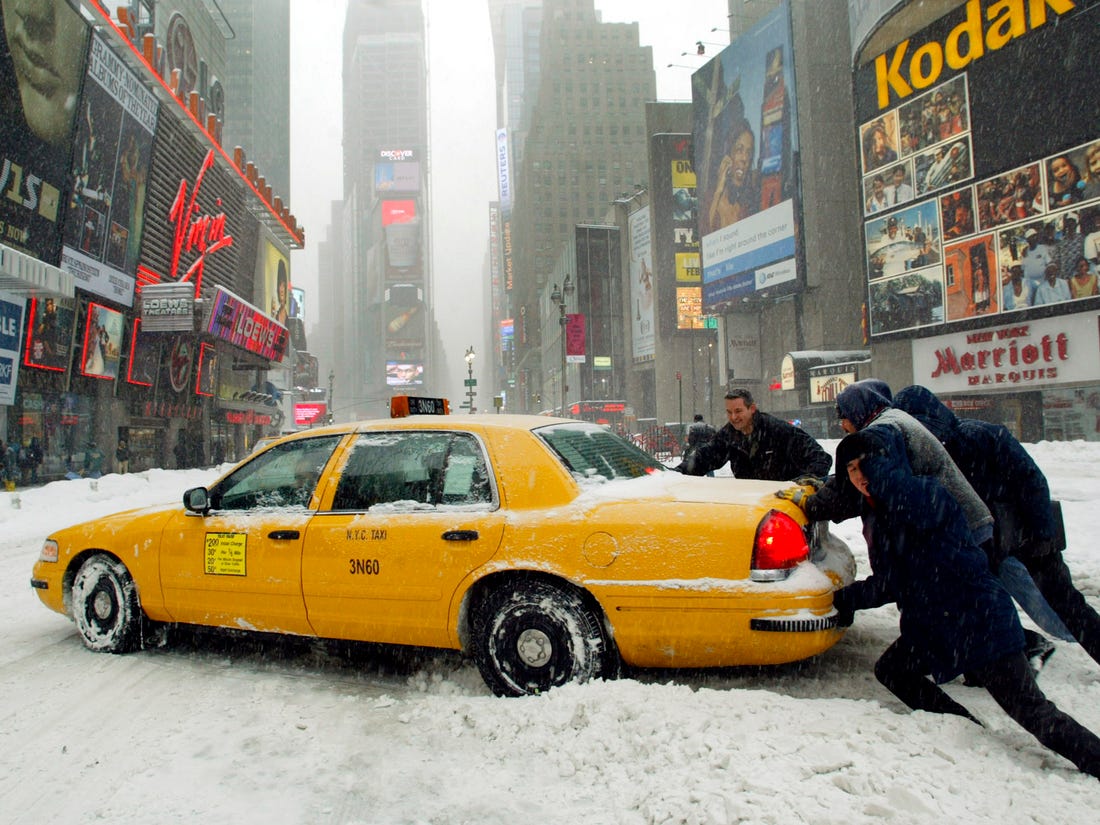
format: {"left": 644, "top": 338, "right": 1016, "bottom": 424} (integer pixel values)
{"left": 31, "top": 406, "right": 854, "bottom": 697}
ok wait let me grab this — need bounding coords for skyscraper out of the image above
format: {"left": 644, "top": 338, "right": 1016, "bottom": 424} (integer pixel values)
{"left": 503, "top": 0, "right": 655, "bottom": 411}
{"left": 220, "top": 0, "right": 291, "bottom": 201}
{"left": 333, "top": 0, "right": 432, "bottom": 418}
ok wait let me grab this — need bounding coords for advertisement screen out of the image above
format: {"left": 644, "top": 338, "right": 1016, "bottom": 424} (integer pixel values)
{"left": 195, "top": 342, "right": 217, "bottom": 396}
{"left": 294, "top": 402, "right": 327, "bottom": 427}
{"left": 381, "top": 200, "right": 417, "bottom": 226}
{"left": 23, "top": 296, "right": 76, "bottom": 372}
{"left": 374, "top": 161, "right": 421, "bottom": 194}
{"left": 80, "top": 301, "right": 124, "bottom": 380}
{"left": 61, "top": 32, "right": 159, "bottom": 307}
{"left": 0, "top": 0, "right": 90, "bottom": 263}
{"left": 692, "top": 2, "right": 799, "bottom": 310}
{"left": 386, "top": 361, "right": 424, "bottom": 387}
{"left": 126, "top": 318, "right": 159, "bottom": 387}
{"left": 854, "top": 0, "right": 1100, "bottom": 338}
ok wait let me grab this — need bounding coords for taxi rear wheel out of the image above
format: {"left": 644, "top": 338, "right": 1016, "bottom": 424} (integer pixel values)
{"left": 471, "top": 579, "right": 618, "bottom": 697}
{"left": 71, "top": 554, "right": 142, "bottom": 654}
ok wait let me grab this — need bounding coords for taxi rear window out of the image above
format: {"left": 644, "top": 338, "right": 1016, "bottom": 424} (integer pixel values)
{"left": 536, "top": 423, "right": 664, "bottom": 481}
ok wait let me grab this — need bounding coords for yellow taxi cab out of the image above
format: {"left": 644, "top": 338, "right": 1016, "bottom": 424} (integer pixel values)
{"left": 31, "top": 396, "right": 853, "bottom": 696}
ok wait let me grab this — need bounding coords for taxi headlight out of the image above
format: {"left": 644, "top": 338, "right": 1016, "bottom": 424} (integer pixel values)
{"left": 40, "top": 540, "right": 59, "bottom": 563}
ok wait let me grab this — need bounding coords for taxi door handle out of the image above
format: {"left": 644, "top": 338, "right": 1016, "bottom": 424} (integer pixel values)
{"left": 442, "top": 530, "right": 479, "bottom": 542}
{"left": 268, "top": 530, "right": 300, "bottom": 540}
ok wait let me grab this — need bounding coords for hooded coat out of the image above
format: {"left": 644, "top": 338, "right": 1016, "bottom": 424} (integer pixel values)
{"left": 832, "top": 425, "right": 1024, "bottom": 683}
{"left": 834, "top": 382, "right": 992, "bottom": 534}
{"left": 893, "top": 385, "right": 1059, "bottom": 565}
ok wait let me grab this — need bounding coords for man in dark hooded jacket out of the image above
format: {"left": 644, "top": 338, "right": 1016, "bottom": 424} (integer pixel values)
{"left": 780, "top": 379, "right": 993, "bottom": 539}
{"left": 832, "top": 425, "right": 1100, "bottom": 779}
{"left": 894, "top": 384, "right": 1100, "bottom": 666}
{"left": 679, "top": 388, "right": 830, "bottom": 481}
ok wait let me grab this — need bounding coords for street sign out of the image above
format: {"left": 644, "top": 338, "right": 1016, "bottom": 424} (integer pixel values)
{"left": 464, "top": 378, "right": 477, "bottom": 387}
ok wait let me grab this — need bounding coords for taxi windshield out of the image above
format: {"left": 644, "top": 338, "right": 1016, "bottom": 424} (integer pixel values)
{"left": 536, "top": 423, "right": 665, "bottom": 481}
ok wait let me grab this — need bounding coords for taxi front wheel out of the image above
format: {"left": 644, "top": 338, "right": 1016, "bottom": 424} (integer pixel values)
{"left": 471, "top": 579, "right": 619, "bottom": 697}
{"left": 71, "top": 554, "right": 142, "bottom": 654}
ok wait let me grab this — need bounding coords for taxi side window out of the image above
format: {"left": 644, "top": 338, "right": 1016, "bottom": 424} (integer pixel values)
{"left": 212, "top": 436, "right": 342, "bottom": 510}
{"left": 332, "top": 432, "right": 493, "bottom": 511}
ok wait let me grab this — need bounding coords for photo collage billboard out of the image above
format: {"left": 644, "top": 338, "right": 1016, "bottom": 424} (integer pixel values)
{"left": 854, "top": 0, "right": 1100, "bottom": 337}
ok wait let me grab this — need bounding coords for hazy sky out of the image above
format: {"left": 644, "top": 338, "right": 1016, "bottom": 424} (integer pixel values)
{"left": 288, "top": 0, "right": 730, "bottom": 393}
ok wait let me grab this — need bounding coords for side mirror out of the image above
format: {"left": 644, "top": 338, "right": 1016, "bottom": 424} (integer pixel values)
{"left": 183, "top": 487, "right": 210, "bottom": 514}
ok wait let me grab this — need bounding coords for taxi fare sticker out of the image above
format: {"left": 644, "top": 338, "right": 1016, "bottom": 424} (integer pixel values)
{"left": 204, "top": 532, "right": 247, "bottom": 576}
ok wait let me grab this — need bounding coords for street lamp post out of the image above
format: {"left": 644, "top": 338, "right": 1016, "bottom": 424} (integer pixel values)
{"left": 464, "top": 346, "right": 476, "bottom": 413}
{"left": 327, "top": 369, "right": 335, "bottom": 424}
{"left": 550, "top": 275, "right": 574, "bottom": 416}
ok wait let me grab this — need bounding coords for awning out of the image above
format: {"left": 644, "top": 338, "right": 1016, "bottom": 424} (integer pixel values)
{"left": 0, "top": 245, "right": 76, "bottom": 298}
{"left": 781, "top": 350, "right": 871, "bottom": 390}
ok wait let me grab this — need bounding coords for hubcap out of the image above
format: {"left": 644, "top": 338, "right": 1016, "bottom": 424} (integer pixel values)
{"left": 515, "top": 628, "right": 552, "bottom": 668}
{"left": 92, "top": 589, "right": 115, "bottom": 621}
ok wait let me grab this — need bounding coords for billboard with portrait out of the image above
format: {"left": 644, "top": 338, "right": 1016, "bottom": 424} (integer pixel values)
{"left": 23, "top": 296, "right": 76, "bottom": 372}
{"left": 854, "top": 0, "right": 1100, "bottom": 339}
{"left": 260, "top": 239, "right": 294, "bottom": 325}
{"left": 0, "top": 0, "right": 90, "bottom": 264}
{"left": 692, "top": 1, "right": 800, "bottom": 310}
{"left": 60, "top": 32, "right": 159, "bottom": 307}
{"left": 80, "top": 301, "right": 124, "bottom": 380}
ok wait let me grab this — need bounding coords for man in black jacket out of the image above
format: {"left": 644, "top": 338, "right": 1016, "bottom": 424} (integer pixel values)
{"left": 679, "top": 388, "right": 831, "bottom": 481}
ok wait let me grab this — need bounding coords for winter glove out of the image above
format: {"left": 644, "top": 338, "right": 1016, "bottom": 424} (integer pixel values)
{"left": 792, "top": 475, "right": 825, "bottom": 491}
{"left": 775, "top": 486, "right": 811, "bottom": 508}
{"left": 833, "top": 605, "right": 855, "bottom": 628}
{"left": 832, "top": 586, "right": 855, "bottom": 628}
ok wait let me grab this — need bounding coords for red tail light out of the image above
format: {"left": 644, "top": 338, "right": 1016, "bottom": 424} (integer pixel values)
{"left": 751, "top": 510, "right": 809, "bottom": 581}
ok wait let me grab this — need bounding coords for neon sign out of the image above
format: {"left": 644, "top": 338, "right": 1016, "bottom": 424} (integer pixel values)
{"left": 205, "top": 286, "right": 288, "bottom": 362}
{"left": 168, "top": 150, "right": 234, "bottom": 297}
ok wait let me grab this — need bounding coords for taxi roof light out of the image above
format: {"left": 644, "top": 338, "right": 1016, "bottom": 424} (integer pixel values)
{"left": 390, "top": 395, "right": 451, "bottom": 418}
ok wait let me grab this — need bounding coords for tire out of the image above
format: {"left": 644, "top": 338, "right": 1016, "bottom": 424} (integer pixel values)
{"left": 71, "top": 554, "right": 143, "bottom": 653}
{"left": 471, "top": 579, "right": 619, "bottom": 697}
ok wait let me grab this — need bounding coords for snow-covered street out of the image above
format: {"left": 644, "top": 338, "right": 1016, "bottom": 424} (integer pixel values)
{"left": 2, "top": 441, "right": 1100, "bottom": 823}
